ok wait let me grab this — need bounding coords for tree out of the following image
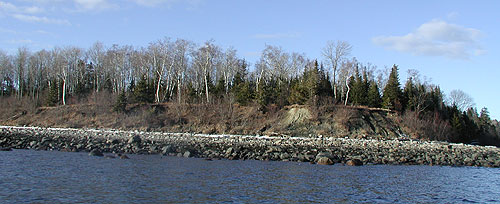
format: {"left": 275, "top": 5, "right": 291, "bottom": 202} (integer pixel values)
{"left": 322, "top": 40, "right": 352, "bottom": 103}
{"left": 382, "top": 65, "right": 403, "bottom": 111}
{"left": 134, "top": 75, "right": 153, "bottom": 103}
{"left": 448, "top": 89, "right": 475, "bottom": 112}
{"left": 367, "top": 81, "right": 382, "bottom": 108}
{"left": 192, "top": 40, "right": 220, "bottom": 103}
{"left": 113, "top": 91, "right": 128, "bottom": 112}
{"left": 46, "top": 79, "right": 59, "bottom": 106}
{"left": 232, "top": 61, "right": 253, "bottom": 105}
{"left": 14, "top": 47, "right": 29, "bottom": 99}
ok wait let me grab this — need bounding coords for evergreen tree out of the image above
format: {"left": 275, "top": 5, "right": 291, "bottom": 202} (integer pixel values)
{"left": 113, "top": 91, "right": 128, "bottom": 112}
{"left": 367, "top": 81, "right": 382, "bottom": 108}
{"left": 289, "top": 78, "right": 308, "bottom": 105}
{"left": 213, "top": 77, "right": 226, "bottom": 98}
{"left": 232, "top": 69, "right": 253, "bottom": 105}
{"left": 317, "top": 64, "right": 333, "bottom": 99}
{"left": 46, "top": 79, "right": 59, "bottom": 106}
{"left": 257, "top": 79, "right": 278, "bottom": 112}
{"left": 134, "top": 75, "right": 154, "bottom": 103}
{"left": 350, "top": 67, "right": 369, "bottom": 106}
{"left": 382, "top": 65, "right": 403, "bottom": 111}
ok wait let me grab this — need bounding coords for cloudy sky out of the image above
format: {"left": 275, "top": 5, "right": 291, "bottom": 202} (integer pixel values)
{"left": 1, "top": 0, "right": 499, "bottom": 119}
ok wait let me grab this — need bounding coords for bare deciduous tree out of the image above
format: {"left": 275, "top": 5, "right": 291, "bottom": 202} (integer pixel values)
{"left": 322, "top": 40, "right": 352, "bottom": 103}
{"left": 448, "top": 89, "right": 475, "bottom": 111}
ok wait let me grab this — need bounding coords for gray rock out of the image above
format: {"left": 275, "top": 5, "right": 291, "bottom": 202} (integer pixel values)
{"left": 316, "top": 157, "right": 334, "bottom": 165}
{"left": 89, "top": 149, "right": 104, "bottom": 157}
{"left": 346, "top": 159, "right": 363, "bottom": 166}
{"left": 128, "top": 135, "right": 141, "bottom": 144}
{"left": 183, "top": 151, "right": 191, "bottom": 158}
{"left": 161, "top": 145, "right": 172, "bottom": 155}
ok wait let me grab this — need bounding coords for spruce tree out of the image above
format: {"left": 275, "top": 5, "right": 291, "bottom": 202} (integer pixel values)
{"left": 367, "top": 81, "right": 382, "bottom": 108}
{"left": 232, "top": 70, "right": 253, "bottom": 105}
{"left": 382, "top": 65, "right": 403, "bottom": 111}
{"left": 289, "top": 78, "right": 308, "bottom": 105}
{"left": 46, "top": 79, "right": 59, "bottom": 106}
{"left": 134, "top": 75, "right": 154, "bottom": 103}
{"left": 113, "top": 91, "right": 128, "bottom": 112}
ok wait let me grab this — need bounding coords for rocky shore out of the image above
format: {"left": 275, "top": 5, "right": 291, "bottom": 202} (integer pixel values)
{"left": 1, "top": 126, "right": 500, "bottom": 168}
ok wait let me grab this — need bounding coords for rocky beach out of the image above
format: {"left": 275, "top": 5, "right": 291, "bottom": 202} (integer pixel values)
{"left": 1, "top": 126, "right": 499, "bottom": 168}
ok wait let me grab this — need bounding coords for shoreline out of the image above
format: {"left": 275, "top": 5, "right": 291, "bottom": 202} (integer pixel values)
{"left": 1, "top": 126, "right": 499, "bottom": 168}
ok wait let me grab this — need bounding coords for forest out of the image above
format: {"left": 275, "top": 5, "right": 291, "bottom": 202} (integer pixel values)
{"left": 1, "top": 38, "right": 499, "bottom": 145}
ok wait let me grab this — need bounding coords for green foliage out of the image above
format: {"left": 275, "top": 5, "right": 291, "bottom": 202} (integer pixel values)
{"left": 367, "top": 81, "right": 382, "bottom": 108}
{"left": 317, "top": 64, "right": 333, "bottom": 98}
{"left": 232, "top": 70, "right": 253, "bottom": 105}
{"left": 382, "top": 65, "right": 403, "bottom": 111}
{"left": 113, "top": 91, "right": 128, "bottom": 112}
{"left": 448, "top": 105, "right": 479, "bottom": 143}
{"left": 350, "top": 67, "right": 369, "bottom": 106}
{"left": 288, "top": 78, "right": 308, "bottom": 105}
{"left": 46, "top": 79, "right": 59, "bottom": 106}
{"left": 256, "top": 80, "right": 278, "bottom": 112}
{"left": 213, "top": 77, "right": 226, "bottom": 98}
{"left": 134, "top": 75, "right": 154, "bottom": 103}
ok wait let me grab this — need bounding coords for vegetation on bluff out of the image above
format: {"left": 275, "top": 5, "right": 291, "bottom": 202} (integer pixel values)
{"left": 0, "top": 39, "right": 499, "bottom": 145}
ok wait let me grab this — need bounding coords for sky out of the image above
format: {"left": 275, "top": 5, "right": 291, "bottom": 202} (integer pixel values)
{"left": 1, "top": 0, "right": 499, "bottom": 119}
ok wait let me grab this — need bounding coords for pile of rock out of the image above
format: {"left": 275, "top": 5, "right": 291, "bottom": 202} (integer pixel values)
{"left": 1, "top": 126, "right": 500, "bottom": 167}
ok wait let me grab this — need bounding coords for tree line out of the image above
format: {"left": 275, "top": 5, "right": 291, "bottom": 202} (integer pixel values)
{"left": 0, "top": 38, "right": 499, "bottom": 144}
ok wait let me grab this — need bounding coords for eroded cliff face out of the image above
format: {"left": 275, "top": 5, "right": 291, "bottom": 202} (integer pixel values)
{"left": 0, "top": 103, "right": 406, "bottom": 138}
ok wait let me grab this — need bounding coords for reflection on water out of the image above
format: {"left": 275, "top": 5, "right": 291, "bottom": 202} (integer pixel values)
{"left": 1, "top": 149, "right": 499, "bottom": 203}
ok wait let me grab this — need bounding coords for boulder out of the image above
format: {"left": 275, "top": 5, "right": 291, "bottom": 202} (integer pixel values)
{"left": 161, "top": 145, "right": 173, "bottom": 155}
{"left": 89, "top": 149, "right": 104, "bottom": 157}
{"left": 128, "top": 135, "right": 141, "bottom": 144}
{"left": 346, "top": 159, "right": 363, "bottom": 166}
{"left": 316, "top": 157, "right": 334, "bottom": 165}
{"left": 183, "top": 151, "right": 191, "bottom": 158}
{"left": 119, "top": 154, "right": 130, "bottom": 159}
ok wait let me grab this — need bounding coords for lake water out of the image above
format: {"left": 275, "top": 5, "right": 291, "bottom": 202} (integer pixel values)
{"left": 1, "top": 149, "right": 499, "bottom": 203}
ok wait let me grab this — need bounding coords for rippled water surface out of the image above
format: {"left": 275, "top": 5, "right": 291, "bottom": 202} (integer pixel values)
{"left": 1, "top": 149, "right": 500, "bottom": 203}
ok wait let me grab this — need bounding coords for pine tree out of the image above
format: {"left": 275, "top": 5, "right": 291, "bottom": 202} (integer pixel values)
{"left": 113, "top": 91, "right": 128, "bottom": 112}
{"left": 232, "top": 70, "right": 253, "bottom": 105}
{"left": 350, "top": 67, "right": 369, "bottom": 106}
{"left": 289, "top": 78, "right": 308, "bottom": 105}
{"left": 134, "top": 75, "right": 153, "bottom": 103}
{"left": 46, "top": 79, "right": 59, "bottom": 106}
{"left": 382, "top": 65, "right": 403, "bottom": 111}
{"left": 367, "top": 81, "right": 382, "bottom": 108}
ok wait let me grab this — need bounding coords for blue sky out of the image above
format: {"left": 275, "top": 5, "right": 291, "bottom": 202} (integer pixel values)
{"left": 1, "top": 0, "right": 499, "bottom": 119}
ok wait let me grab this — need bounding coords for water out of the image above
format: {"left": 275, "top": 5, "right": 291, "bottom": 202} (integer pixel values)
{"left": 1, "top": 150, "right": 499, "bottom": 203}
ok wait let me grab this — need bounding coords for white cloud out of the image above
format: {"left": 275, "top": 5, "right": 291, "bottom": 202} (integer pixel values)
{"left": 12, "top": 13, "right": 71, "bottom": 25}
{"left": 73, "top": 0, "right": 117, "bottom": 10}
{"left": 131, "top": 0, "right": 202, "bottom": 9}
{"left": 0, "top": 1, "right": 44, "bottom": 13}
{"left": 131, "top": 0, "right": 176, "bottom": 7}
{"left": 372, "top": 20, "right": 484, "bottom": 59}
{"left": 0, "top": 1, "right": 17, "bottom": 12}
{"left": 253, "top": 32, "right": 301, "bottom": 39}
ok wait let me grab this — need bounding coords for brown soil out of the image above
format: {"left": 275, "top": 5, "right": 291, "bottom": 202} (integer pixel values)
{"left": 0, "top": 102, "right": 405, "bottom": 138}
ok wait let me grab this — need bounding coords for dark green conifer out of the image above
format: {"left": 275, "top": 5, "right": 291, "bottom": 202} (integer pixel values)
{"left": 382, "top": 65, "right": 403, "bottom": 111}
{"left": 113, "top": 91, "right": 128, "bottom": 112}
{"left": 367, "top": 81, "right": 382, "bottom": 108}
